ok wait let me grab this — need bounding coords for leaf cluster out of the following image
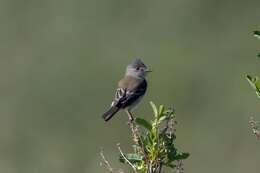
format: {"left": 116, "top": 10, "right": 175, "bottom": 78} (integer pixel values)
{"left": 119, "top": 102, "right": 189, "bottom": 173}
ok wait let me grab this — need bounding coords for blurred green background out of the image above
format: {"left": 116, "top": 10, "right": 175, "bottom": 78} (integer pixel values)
{"left": 1, "top": 0, "right": 260, "bottom": 173}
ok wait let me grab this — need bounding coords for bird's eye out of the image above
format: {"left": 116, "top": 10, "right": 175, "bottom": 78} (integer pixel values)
{"left": 136, "top": 67, "right": 140, "bottom": 70}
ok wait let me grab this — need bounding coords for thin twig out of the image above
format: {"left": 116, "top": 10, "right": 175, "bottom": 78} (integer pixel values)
{"left": 117, "top": 143, "right": 138, "bottom": 173}
{"left": 174, "top": 160, "right": 184, "bottom": 173}
{"left": 126, "top": 111, "right": 148, "bottom": 162}
{"left": 132, "top": 123, "right": 146, "bottom": 158}
{"left": 148, "top": 161, "right": 153, "bottom": 173}
{"left": 158, "top": 161, "right": 162, "bottom": 173}
{"left": 100, "top": 149, "right": 114, "bottom": 173}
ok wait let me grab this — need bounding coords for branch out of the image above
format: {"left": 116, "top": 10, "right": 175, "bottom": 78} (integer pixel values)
{"left": 128, "top": 120, "right": 148, "bottom": 162}
{"left": 158, "top": 162, "right": 162, "bottom": 173}
{"left": 117, "top": 143, "right": 138, "bottom": 173}
{"left": 174, "top": 160, "right": 184, "bottom": 173}
{"left": 100, "top": 149, "right": 114, "bottom": 173}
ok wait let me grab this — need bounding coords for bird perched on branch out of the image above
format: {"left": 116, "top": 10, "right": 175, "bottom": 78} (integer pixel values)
{"left": 102, "top": 58, "right": 151, "bottom": 122}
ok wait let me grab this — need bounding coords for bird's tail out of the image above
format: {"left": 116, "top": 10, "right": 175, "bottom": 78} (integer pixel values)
{"left": 102, "top": 106, "right": 120, "bottom": 121}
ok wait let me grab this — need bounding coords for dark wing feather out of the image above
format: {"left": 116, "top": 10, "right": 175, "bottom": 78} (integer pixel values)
{"left": 112, "top": 79, "right": 147, "bottom": 109}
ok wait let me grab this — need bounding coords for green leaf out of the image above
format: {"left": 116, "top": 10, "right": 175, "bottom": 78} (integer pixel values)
{"left": 175, "top": 152, "right": 190, "bottom": 160}
{"left": 246, "top": 75, "right": 260, "bottom": 99}
{"left": 143, "top": 135, "right": 151, "bottom": 147}
{"left": 158, "top": 115, "right": 167, "bottom": 123}
{"left": 163, "top": 163, "right": 176, "bottom": 168}
{"left": 167, "top": 148, "right": 177, "bottom": 161}
{"left": 119, "top": 153, "right": 143, "bottom": 163}
{"left": 246, "top": 75, "right": 257, "bottom": 90}
{"left": 253, "top": 31, "right": 260, "bottom": 57}
{"left": 160, "top": 131, "right": 175, "bottom": 147}
{"left": 150, "top": 101, "right": 158, "bottom": 118}
{"left": 135, "top": 117, "right": 152, "bottom": 131}
{"left": 253, "top": 30, "right": 260, "bottom": 39}
{"left": 158, "top": 105, "right": 165, "bottom": 118}
{"left": 246, "top": 75, "right": 260, "bottom": 90}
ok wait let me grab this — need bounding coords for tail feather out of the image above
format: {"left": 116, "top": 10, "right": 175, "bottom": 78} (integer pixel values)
{"left": 102, "top": 106, "right": 120, "bottom": 121}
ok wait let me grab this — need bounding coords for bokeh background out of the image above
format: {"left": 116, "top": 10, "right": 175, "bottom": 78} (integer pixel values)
{"left": 1, "top": 0, "right": 260, "bottom": 173}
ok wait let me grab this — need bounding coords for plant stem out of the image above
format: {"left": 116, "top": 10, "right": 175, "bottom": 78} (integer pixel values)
{"left": 158, "top": 161, "right": 162, "bottom": 173}
{"left": 100, "top": 149, "right": 114, "bottom": 173}
{"left": 117, "top": 144, "right": 138, "bottom": 173}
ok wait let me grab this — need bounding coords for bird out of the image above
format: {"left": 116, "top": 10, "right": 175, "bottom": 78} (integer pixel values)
{"left": 102, "top": 58, "right": 151, "bottom": 122}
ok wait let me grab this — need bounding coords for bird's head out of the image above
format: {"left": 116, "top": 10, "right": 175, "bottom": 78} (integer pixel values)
{"left": 126, "top": 58, "right": 151, "bottom": 78}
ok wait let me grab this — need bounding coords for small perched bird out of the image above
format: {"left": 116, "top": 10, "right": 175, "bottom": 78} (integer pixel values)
{"left": 102, "top": 58, "right": 151, "bottom": 122}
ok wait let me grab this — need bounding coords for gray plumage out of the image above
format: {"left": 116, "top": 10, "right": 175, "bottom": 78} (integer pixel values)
{"left": 102, "top": 59, "right": 150, "bottom": 122}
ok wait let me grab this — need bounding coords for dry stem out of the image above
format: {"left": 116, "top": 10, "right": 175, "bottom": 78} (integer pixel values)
{"left": 249, "top": 116, "right": 260, "bottom": 139}
{"left": 100, "top": 149, "right": 114, "bottom": 173}
{"left": 117, "top": 143, "right": 138, "bottom": 173}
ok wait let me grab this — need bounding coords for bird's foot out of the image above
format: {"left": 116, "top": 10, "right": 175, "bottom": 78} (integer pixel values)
{"left": 125, "top": 110, "right": 135, "bottom": 125}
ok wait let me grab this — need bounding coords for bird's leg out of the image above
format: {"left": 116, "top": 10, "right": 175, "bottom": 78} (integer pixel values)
{"left": 125, "top": 110, "right": 139, "bottom": 146}
{"left": 126, "top": 110, "right": 134, "bottom": 123}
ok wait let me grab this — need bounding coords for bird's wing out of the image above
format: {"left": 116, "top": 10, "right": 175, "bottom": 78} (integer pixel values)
{"left": 111, "top": 76, "right": 147, "bottom": 109}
